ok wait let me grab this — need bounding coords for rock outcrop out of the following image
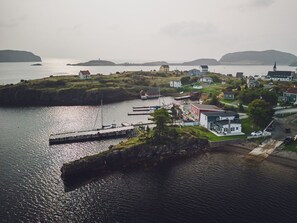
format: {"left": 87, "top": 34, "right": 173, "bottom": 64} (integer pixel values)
{"left": 61, "top": 136, "right": 209, "bottom": 180}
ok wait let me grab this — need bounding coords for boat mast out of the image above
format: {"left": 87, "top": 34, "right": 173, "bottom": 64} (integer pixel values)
{"left": 101, "top": 97, "right": 104, "bottom": 129}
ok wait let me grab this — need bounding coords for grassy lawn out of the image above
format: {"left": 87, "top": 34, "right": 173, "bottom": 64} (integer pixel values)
{"left": 284, "top": 142, "right": 297, "bottom": 152}
{"left": 175, "top": 126, "right": 246, "bottom": 142}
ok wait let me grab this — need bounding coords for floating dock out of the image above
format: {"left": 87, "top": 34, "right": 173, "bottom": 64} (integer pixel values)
{"left": 49, "top": 126, "right": 135, "bottom": 145}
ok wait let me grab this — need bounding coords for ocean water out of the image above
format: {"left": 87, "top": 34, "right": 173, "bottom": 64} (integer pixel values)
{"left": 1, "top": 97, "right": 297, "bottom": 222}
{"left": 0, "top": 58, "right": 296, "bottom": 85}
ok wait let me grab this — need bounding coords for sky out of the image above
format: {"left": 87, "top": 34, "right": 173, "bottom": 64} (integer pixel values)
{"left": 0, "top": 0, "right": 297, "bottom": 62}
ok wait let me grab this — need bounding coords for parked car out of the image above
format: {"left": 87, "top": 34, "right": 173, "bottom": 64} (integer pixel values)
{"left": 251, "top": 131, "right": 263, "bottom": 136}
{"left": 284, "top": 137, "right": 293, "bottom": 144}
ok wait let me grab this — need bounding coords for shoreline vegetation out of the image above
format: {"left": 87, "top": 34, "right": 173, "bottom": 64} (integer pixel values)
{"left": 0, "top": 70, "right": 237, "bottom": 106}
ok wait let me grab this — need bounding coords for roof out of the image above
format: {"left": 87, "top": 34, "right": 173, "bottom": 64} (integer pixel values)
{"left": 191, "top": 103, "right": 221, "bottom": 110}
{"left": 236, "top": 72, "right": 243, "bottom": 75}
{"left": 224, "top": 91, "right": 235, "bottom": 95}
{"left": 267, "top": 71, "right": 293, "bottom": 78}
{"left": 80, "top": 70, "right": 90, "bottom": 75}
{"left": 160, "top": 65, "right": 169, "bottom": 68}
{"left": 287, "top": 88, "right": 297, "bottom": 94}
{"left": 202, "top": 110, "right": 238, "bottom": 117}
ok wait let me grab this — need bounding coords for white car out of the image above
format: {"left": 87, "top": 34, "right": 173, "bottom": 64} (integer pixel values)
{"left": 251, "top": 131, "right": 263, "bottom": 136}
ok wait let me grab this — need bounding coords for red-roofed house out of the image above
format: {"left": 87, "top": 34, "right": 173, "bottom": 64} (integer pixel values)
{"left": 79, "top": 70, "right": 91, "bottom": 79}
{"left": 283, "top": 88, "right": 297, "bottom": 104}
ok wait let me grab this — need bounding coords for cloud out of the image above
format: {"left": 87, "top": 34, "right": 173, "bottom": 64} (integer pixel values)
{"left": 248, "top": 0, "right": 275, "bottom": 7}
{"left": 160, "top": 21, "right": 217, "bottom": 38}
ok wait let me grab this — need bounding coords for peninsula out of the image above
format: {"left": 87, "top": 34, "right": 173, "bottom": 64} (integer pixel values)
{"left": 0, "top": 50, "right": 42, "bottom": 62}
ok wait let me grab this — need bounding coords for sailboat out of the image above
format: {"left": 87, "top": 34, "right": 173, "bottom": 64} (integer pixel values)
{"left": 49, "top": 98, "right": 135, "bottom": 145}
{"left": 93, "top": 98, "right": 116, "bottom": 130}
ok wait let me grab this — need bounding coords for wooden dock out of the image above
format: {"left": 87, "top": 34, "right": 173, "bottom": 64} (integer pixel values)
{"left": 49, "top": 126, "right": 135, "bottom": 145}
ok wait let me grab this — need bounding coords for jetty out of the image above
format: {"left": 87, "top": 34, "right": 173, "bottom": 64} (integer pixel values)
{"left": 49, "top": 126, "right": 135, "bottom": 145}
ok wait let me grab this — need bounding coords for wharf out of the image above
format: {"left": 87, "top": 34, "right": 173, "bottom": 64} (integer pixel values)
{"left": 49, "top": 126, "right": 135, "bottom": 145}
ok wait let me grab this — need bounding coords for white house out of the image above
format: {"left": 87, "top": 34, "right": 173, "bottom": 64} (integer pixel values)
{"left": 79, "top": 70, "right": 91, "bottom": 79}
{"left": 199, "top": 76, "right": 213, "bottom": 84}
{"left": 200, "top": 111, "right": 242, "bottom": 135}
{"left": 170, "top": 80, "right": 182, "bottom": 88}
{"left": 200, "top": 65, "right": 208, "bottom": 74}
{"left": 159, "top": 65, "right": 169, "bottom": 73}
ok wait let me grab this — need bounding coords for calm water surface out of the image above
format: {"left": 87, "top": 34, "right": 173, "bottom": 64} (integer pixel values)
{"left": 0, "top": 58, "right": 296, "bottom": 84}
{"left": 1, "top": 98, "right": 297, "bottom": 222}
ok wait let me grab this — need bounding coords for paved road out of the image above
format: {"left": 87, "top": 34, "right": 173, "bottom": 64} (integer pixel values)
{"left": 274, "top": 108, "right": 297, "bottom": 115}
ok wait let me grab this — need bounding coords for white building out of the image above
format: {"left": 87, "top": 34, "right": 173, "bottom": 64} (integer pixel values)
{"left": 159, "top": 65, "right": 169, "bottom": 73}
{"left": 79, "top": 70, "right": 91, "bottom": 79}
{"left": 200, "top": 65, "right": 208, "bottom": 74}
{"left": 200, "top": 111, "right": 242, "bottom": 135}
{"left": 170, "top": 80, "right": 182, "bottom": 88}
{"left": 199, "top": 76, "right": 213, "bottom": 84}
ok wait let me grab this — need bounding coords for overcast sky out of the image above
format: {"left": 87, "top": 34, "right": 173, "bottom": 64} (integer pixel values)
{"left": 0, "top": 0, "right": 296, "bottom": 62}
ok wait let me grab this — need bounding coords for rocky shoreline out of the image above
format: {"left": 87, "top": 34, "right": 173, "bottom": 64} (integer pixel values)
{"left": 61, "top": 136, "right": 209, "bottom": 180}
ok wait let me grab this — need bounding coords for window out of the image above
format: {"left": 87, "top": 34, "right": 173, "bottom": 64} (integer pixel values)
{"left": 231, "top": 127, "right": 235, "bottom": 131}
{"left": 236, "top": 127, "right": 238, "bottom": 130}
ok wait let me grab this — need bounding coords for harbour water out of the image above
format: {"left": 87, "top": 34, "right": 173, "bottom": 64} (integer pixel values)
{"left": 0, "top": 58, "right": 296, "bottom": 85}
{"left": 1, "top": 97, "right": 297, "bottom": 222}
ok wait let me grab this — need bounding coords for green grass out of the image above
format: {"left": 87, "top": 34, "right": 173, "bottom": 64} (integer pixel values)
{"left": 241, "top": 117, "right": 254, "bottom": 135}
{"left": 284, "top": 142, "right": 297, "bottom": 152}
{"left": 174, "top": 126, "right": 246, "bottom": 142}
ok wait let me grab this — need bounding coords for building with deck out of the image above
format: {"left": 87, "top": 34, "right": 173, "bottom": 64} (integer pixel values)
{"left": 200, "top": 111, "right": 242, "bottom": 135}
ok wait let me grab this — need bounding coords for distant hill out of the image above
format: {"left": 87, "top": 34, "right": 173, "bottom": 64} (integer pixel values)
{"left": 219, "top": 50, "right": 297, "bottom": 65}
{"left": 182, "top": 58, "right": 219, "bottom": 66}
{"left": 68, "top": 59, "right": 116, "bottom": 66}
{"left": 0, "top": 50, "right": 41, "bottom": 62}
{"left": 118, "top": 61, "right": 169, "bottom": 66}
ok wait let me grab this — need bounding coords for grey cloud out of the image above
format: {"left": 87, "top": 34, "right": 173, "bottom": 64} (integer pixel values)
{"left": 160, "top": 21, "right": 217, "bottom": 38}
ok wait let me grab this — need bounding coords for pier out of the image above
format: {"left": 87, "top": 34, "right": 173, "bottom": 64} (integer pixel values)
{"left": 49, "top": 126, "right": 135, "bottom": 145}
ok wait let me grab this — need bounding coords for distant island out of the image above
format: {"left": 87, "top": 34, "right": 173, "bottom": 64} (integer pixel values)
{"left": 219, "top": 50, "right": 297, "bottom": 65}
{"left": 67, "top": 59, "right": 116, "bottom": 66}
{"left": 182, "top": 58, "right": 220, "bottom": 66}
{"left": 0, "top": 50, "right": 42, "bottom": 62}
{"left": 68, "top": 50, "right": 297, "bottom": 67}
{"left": 68, "top": 58, "right": 220, "bottom": 67}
